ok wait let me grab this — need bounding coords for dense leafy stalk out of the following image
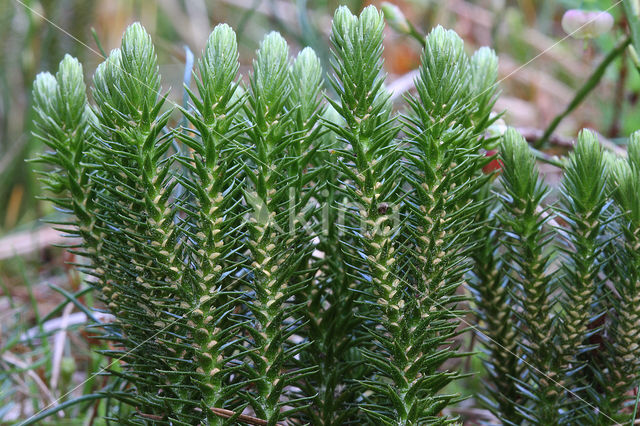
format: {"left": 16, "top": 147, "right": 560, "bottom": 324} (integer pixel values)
{"left": 88, "top": 24, "right": 202, "bottom": 422}
{"left": 287, "top": 52, "right": 361, "bottom": 425}
{"left": 554, "top": 130, "right": 609, "bottom": 421}
{"left": 179, "top": 23, "right": 248, "bottom": 422}
{"left": 461, "top": 43, "right": 525, "bottom": 425}
{"left": 285, "top": 45, "right": 332, "bottom": 424}
{"left": 400, "top": 26, "right": 497, "bottom": 424}
{"left": 298, "top": 104, "right": 366, "bottom": 425}
{"left": 498, "top": 129, "right": 561, "bottom": 424}
{"left": 602, "top": 131, "right": 640, "bottom": 422}
{"left": 469, "top": 184, "right": 524, "bottom": 423}
{"left": 32, "top": 55, "right": 95, "bottom": 248}
{"left": 326, "top": 6, "right": 407, "bottom": 423}
{"left": 240, "top": 31, "right": 320, "bottom": 424}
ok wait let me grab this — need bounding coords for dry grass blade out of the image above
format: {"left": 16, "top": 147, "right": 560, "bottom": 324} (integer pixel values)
{"left": 2, "top": 352, "right": 62, "bottom": 416}
{"left": 50, "top": 303, "right": 73, "bottom": 392}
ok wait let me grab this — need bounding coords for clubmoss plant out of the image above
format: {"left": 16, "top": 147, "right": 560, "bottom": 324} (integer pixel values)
{"left": 87, "top": 24, "right": 198, "bottom": 420}
{"left": 398, "top": 25, "right": 498, "bottom": 424}
{"left": 178, "top": 23, "right": 248, "bottom": 422}
{"left": 32, "top": 54, "right": 95, "bottom": 250}
{"left": 324, "top": 6, "right": 404, "bottom": 422}
{"left": 601, "top": 131, "right": 640, "bottom": 423}
{"left": 238, "top": 30, "right": 324, "bottom": 424}
{"left": 475, "top": 129, "right": 640, "bottom": 425}
{"left": 498, "top": 129, "right": 562, "bottom": 424}
{"left": 554, "top": 130, "right": 610, "bottom": 422}
{"left": 31, "top": 4, "right": 640, "bottom": 426}
{"left": 468, "top": 182, "right": 524, "bottom": 424}
{"left": 30, "top": 5, "right": 502, "bottom": 423}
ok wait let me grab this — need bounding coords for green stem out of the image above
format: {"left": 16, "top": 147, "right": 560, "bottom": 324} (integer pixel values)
{"left": 536, "top": 36, "right": 630, "bottom": 148}
{"left": 623, "top": 0, "right": 640, "bottom": 75}
{"left": 407, "top": 22, "right": 426, "bottom": 47}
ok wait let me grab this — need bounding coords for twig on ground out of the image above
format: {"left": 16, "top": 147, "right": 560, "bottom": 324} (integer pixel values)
{"left": 518, "top": 127, "right": 573, "bottom": 147}
{"left": 210, "top": 407, "right": 282, "bottom": 425}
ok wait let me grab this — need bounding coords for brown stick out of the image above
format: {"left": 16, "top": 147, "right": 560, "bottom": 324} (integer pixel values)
{"left": 136, "top": 409, "right": 164, "bottom": 421}
{"left": 135, "top": 407, "right": 280, "bottom": 425}
{"left": 210, "top": 407, "right": 283, "bottom": 426}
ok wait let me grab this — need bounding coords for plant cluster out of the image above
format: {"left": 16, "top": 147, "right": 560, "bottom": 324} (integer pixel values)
{"left": 30, "top": 3, "right": 640, "bottom": 426}
{"left": 471, "top": 129, "right": 640, "bottom": 424}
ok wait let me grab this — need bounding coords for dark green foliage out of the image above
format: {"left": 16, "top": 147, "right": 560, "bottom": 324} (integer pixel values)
{"left": 239, "top": 30, "right": 321, "bottom": 425}
{"left": 87, "top": 24, "right": 196, "bottom": 422}
{"left": 32, "top": 55, "right": 94, "bottom": 229}
{"left": 477, "top": 129, "right": 640, "bottom": 425}
{"left": 499, "top": 129, "right": 562, "bottom": 424}
{"left": 179, "top": 23, "right": 248, "bottom": 423}
{"left": 554, "top": 130, "right": 609, "bottom": 422}
{"left": 397, "top": 25, "right": 497, "bottom": 425}
{"left": 326, "top": 6, "right": 404, "bottom": 423}
{"left": 469, "top": 183, "right": 524, "bottom": 423}
{"left": 599, "top": 131, "right": 640, "bottom": 423}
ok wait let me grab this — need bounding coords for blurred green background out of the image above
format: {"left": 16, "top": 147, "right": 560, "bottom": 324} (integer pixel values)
{"left": 0, "top": 0, "right": 635, "bottom": 423}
